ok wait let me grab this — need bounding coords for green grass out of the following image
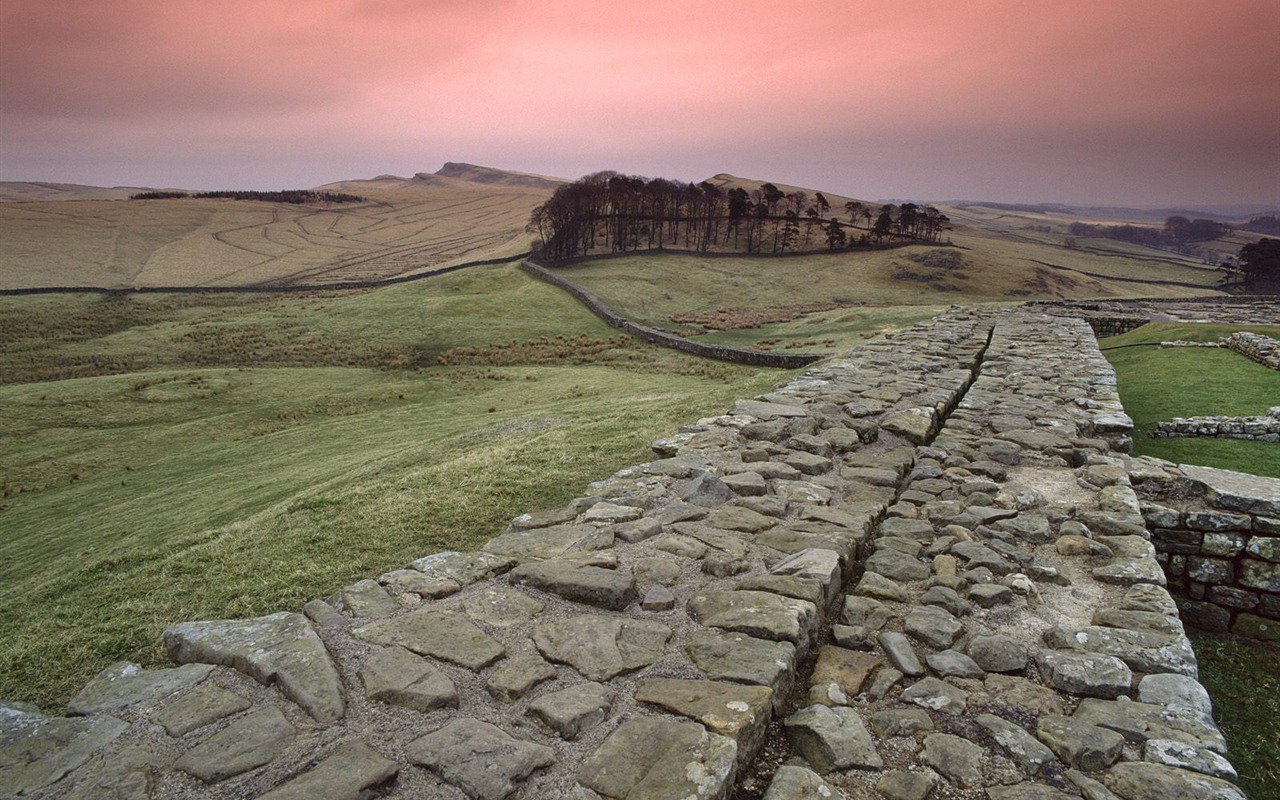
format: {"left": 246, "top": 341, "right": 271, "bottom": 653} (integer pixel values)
{"left": 0, "top": 265, "right": 788, "bottom": 710}
{"left": 1101, "top": 323, "right": 1280, "bottom": 478}
{"left": 1186, "top": 630, "right": 1280, "bottom": 799}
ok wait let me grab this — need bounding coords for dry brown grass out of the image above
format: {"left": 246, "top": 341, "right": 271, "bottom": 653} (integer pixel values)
{"left": 0, "top": 174, "right": 551, "bottom": 290}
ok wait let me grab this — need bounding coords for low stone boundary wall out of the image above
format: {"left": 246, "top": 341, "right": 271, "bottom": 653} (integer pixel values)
{"left": 1128, "top": 463, "right": 1280, "bottom": 641}
{"left": 1223, "top": 331, "right": 1280, "bottom": 370}
{"left": 520, "top": 260, "right": 826, "bottom": 368}
{"left": 2, "top": 309, "right": 1244, "bottom": 800}
{"left": 1154, "top": 407, "right": 1280, "bottom": 442}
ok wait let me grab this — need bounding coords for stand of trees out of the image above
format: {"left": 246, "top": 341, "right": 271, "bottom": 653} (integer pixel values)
{"left": 528, "top": 172, "right": 949, "bottom": 261}
{"left": 130, "top": 190, "right": 365, "bottom": 204}
{"left": 1066, "top": 216, "right": 1231, "bottom": 248}
{"left": 1227, "top": 238, "right": 1280, "bottom": 290}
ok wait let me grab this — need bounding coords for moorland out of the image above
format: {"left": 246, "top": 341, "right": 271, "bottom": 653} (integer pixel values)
{"left": 1, "top": 165, "right": 1277, "bottom": 789}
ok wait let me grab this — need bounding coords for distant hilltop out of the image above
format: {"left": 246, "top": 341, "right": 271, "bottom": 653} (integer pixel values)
{"left": 430, "top": 162, "right": 567, "bottom": 190}
{"left": 1, "top": 163, "right": 567, "bottom": 203}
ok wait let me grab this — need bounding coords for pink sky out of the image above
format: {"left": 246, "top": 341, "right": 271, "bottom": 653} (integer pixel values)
{"left": 2, "top": 0, "right": 1277, "bottom": 207}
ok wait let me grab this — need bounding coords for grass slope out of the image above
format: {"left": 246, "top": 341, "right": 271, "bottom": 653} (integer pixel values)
{"left": 550, "top": 242, "right": 1216, "bottom": 356}
{"left": 0, "top": 265, "right": 786, "bottom": 709}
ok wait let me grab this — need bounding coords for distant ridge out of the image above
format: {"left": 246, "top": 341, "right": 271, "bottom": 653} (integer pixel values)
{"left": 0, "top": 182, "right": 172, "bottom": 202}
{"left": 431, "top": 162, "right": 567, "bottom": 189}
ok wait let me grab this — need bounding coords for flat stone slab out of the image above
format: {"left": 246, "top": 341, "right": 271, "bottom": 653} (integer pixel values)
{"left": 882, "top": 408, "right": 935, "bottom": 443}
{"left": 901, "top": 677, "right": 968, "bottom": 715}
{"left": 685, "top": 630, "right": 797, "bottom": 704}
{"left": 866, "top": 548, "right": 929, "bottom": 582}
{"left": 174, "top": 706, "right": 295, "bottom": 783}
{"left": 688, "top": 590, "right": 817, "bottom": 649}
{"left": 1072, "top": 698, "right": 1227, "bottom": 754}
{"left": 1037, "top": 713, "right": 1125, "bottom": 771}
{"left": 407, "top": 719, "right": 555, "bottom": 800}
{"left": 1045, "top": 624, "right": 1198, "bottom": 677}
{"left": 581, "top": 501, "right": 644, "bottom": 523}
{"left": 532, "top": 615, "right": 671, "bottom": 680}
{"left": 784, "top": 704, "right": 883, "bottom": 773}
{"left": 811, "top": 646, "right": 880, "bottom": 702}
{"left": 354, "top": 608, "right": 505, "bottom": 671}
{"left": 164, "top": 612, "right": 345, "bottom": 723}
{"left": 706, "top": 505, "right": 777, "bottom": 533}
{"left": 733, "top": 399, "right": 810, "bottom": 419}
{"left": 528, "top": 682, "right": 615, "bottom": 740}
{"left": 67, "top": 661, "right": 214, "bottom": 716}
{"left": 257, "top": 740, "right": 398, "bottom": 800}
{"left": 578, "top": 716, "right": 737, "bottom": 800}
{"left": 460, "top": 585, "right": 545, "bottom": 626}
{"left": 408, "top": 550, "right": 517, "bottom": 586}
{"left": 920, "top": 732, "right": 984, "bottom": 788}
{"left": 976, "top": 713, "right": 1056, "bottom": 773}
{"left": 762, "top": 764, "right": 840, "bottom": 800}
{"left": 486, "top": 655, "right": 557, "bottom": 702}
{"left": 154, "top": 681, "right": 252, "bottom": 737}
{"left": 1181, "top": 464, "right": 1280, "bottom": 517}
{"left": 359, "top": 646, "right": 458, "bottom": 712}
{"left": 334, "top": 578, "right": 400, "bottom": 617}
{"left": 483, "top": 524, "right": 611, "bottom": 561}
{"left": 1103, "top": 760, "right": 1246, "bottom": 800}
{"left": 635, "top": 678, "right": 773, "bottom": 766}
{"left": 508, "top": 559, "right": 637, "bottom": 610}
{"left": 1035, "top": 649, "right": 1133, "bottom": 699}
{"left": 0, "top": 709, "right": 129, "bottom": 796}
{"left": 378, "top": 568, "right": 460, "bottom": 598}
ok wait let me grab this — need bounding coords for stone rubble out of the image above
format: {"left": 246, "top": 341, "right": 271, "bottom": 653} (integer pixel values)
{"left": 1, "top": 307, "right": 1249, "bottom": 800}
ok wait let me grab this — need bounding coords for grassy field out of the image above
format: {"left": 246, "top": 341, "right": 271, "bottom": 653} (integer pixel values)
{"left": 0, "top": 173, "right": 549, "bottom": 290}
{"left": 1101, "top": 323, "right": 1280, "bottom": 478}
{"left": 0, "top": 264, "right": 791, "bottom": 710}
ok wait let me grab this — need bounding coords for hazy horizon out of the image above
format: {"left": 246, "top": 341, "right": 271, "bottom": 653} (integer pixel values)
{"left": 2, "top": 0, "right": 1277, "bottom": 208}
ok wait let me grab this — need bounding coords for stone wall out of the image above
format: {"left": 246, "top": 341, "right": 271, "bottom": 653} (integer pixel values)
{"left": 2, "top": 308, "right": 1246, "bottom": 800}
{"left": 1130, "top": 463, "right": 1280, "bottom": 642}
{"left": 1154, "top": 407, "right": 1280, "bottom": 442}
{"left": 1222, "top": 331, "right": 1280, "bottom": 370}
{"left": 520, "top": 260, "right": 826, "bottom": 369}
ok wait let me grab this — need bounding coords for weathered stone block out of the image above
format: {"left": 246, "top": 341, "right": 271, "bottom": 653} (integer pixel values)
{"left": 1186, "top": 510, "right": 1252, "bottom": 531}
{"left": 1201, "top": 531, "right": 1247, "bottom": 557}
{"left": 1246, "top": 535, "right": 1280, "bottom": 562}
{"left": 1239, "top": 558, "right": 1280, "bottom": 592}
{"left": 579, "top": 717, "right": 736, "bottom": 800}
{"left": 1186, "top": 556, "right": 1233, "bottom": 585}
{"left": 1206, "top": 585, "right": 1258, "bottom": 610}
{"left": 1231, "top": 613, "right": 1280, "bottom": 642}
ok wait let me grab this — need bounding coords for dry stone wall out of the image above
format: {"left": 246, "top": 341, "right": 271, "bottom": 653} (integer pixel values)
{"left": 1129, "top": 463, "right": 1280, "bottom": 642}
{"left": 1155, "top": 407, "right": 1280, "bottom": 442}
{"left": 1, "top": 308, "right": 1247, "bottom": 800}
{"left": 520, "top": 260, "right": 826, "bottom": 369}
{"left": 1222, "top": 331, "right": 1280, "bottom": 371}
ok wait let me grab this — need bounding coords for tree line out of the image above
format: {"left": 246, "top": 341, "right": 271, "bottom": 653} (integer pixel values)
{"left": 1067, "top": 216, "right": 1231, "bottom": 248}
{"left": 130, "top": 190, "right": 365, "bottom": 204}
{"left": 527, "top": 171, "right": 949, "bottom": 261}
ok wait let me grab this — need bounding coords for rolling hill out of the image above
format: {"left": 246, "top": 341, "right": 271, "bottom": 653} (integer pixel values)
{"left": 0, "top": 165, "right": 556, "bottom": 291}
